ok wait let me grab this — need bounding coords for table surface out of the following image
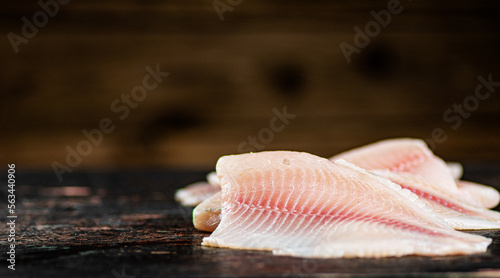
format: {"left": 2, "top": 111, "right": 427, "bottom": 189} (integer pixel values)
{"left": 1, "top": 165, "right": 500, "bottom": 278}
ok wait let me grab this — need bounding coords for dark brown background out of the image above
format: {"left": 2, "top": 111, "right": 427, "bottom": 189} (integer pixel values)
{"left": 1, "top": 0, "right": 500, "bottom": 171}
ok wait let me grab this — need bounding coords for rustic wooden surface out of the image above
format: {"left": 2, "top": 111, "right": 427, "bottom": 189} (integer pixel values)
{"left": 1, "top": 1, "right": 500, "bottom": 169}
{"left": 1, "top": 165, "right": 500, "bottom": 277}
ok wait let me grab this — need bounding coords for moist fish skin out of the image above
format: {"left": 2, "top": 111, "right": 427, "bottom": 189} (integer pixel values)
{"left": 202, "top": 151, "right": 491, "bottom": 258}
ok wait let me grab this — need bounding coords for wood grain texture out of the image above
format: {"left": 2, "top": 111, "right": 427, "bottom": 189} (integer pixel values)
{"left": 0, "top": 0, "right": 499, "bottom": 168}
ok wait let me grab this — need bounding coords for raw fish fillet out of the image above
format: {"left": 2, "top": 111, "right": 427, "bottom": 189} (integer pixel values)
{"left": 446, "top": 162, "right": 500, "bottom": 209}
{"left": 175, "top": 181, "right": 220, "bottom": 207}
{"left": 372, "top": 170, "right": 500, "bottom": 229}
{"left": 456, "top": 180, "right": 500, "bottom": 209}
{"left": 330, "top": 138, "right": 457, "bottom": 192}
{"left": 202, "top": 151, "right": 491, "bottom": 258}
{"left": 447, "top": 162, "right": 463, "bottom": 180}
{"left": 193, "top": 191, "right": 222, "bottom": 232}
{"left": 206, "top": 171, "right": 220, "bottom": 186}
{"left": 186, "top": 138, "right": 500, "bottom": 230}
{"left": 330, "top": 138, "right": 500, "bottom": 228}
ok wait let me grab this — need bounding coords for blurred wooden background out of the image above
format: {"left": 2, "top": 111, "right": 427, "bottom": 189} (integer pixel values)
{"left": 1, "top": 0, "right": 500, "bottom": 171}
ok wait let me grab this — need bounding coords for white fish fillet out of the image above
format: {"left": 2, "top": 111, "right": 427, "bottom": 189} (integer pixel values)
{"left": 330, "top": 138, "right": 500, "bottom": 228}
{"left": 175, "top": 181, "right": 220, "bottom": 207}
{"left": 202, "top": 151, "right": 491, "bottom": 258}
{"left": 193, "top": 191, "right": 222, "bottom": 232}
{"left": 446, "top": 162, "right": 500, "bottom": 209}
{"left": 447, "top": 162, "right": 464, "bottom": 180}
{"left": 206, "top": 171, "right": 220, "bottom": 186}
{"left": 457, "top": 180, "right": 500, "bottom": 209}
{"left": 330, "top": 138, "right": 458, "bottom": 193}
{"left": 191, "top": 139, "right": 500, "bottom": 231}
{"left": 371, "top": 170, "right": 500, "bottom": 230}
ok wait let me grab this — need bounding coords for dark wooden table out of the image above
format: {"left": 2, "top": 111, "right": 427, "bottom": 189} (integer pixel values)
{"left": 1, "top": 165, "right": 500, "bottom": 277}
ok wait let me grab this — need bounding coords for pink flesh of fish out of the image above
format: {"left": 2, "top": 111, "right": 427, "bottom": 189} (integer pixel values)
{"left": 330, "top": 138, "right": 500, "bottom": 228}
{"left": 330, "top": 138, "right": 458, "bottom": 193}
{"left": 202, "top": 151, "right": 491, "bottom": 258}
{"left": 185, "top": 139, "right": 500, "bottom": 230}
{"left": 372, "top": 170, "right": 500, "bottom": 229}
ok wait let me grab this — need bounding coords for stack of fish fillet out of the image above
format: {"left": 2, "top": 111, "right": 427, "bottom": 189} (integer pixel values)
{"left": 175, "top": 138, "right": 500, "bottom": 258}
